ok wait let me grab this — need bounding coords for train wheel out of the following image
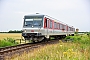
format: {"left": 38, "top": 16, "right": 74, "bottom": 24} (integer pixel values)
{"left": 46, "top": 38, "right": 50, "bottom": 42}
{"left": 42, "top": 37, "right": 46, "bottom": 42}
{"left": 72, "top": 34, "right": 74, "bottom": 36}
{"left": 32, "top": 41, "right": 35, "bottom": 43}
{"left": 43, "top": 37, "right": 50, "bottom": 42}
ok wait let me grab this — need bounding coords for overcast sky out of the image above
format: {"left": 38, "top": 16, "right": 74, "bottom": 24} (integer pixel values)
{"left": 0, "top": 0, "right": 90, "bottom": 32}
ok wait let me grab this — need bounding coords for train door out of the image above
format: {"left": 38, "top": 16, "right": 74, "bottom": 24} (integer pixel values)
{"left": 44, "top": 17, "right": 49, "bottom": 38}
{"left": 47, "top": 18, "right": 50, "bottom": 38}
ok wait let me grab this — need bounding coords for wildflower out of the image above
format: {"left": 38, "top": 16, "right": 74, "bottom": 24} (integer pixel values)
{"left": 63, "top": 48, "right": 77, "bottom": 58}
{"left": 56, "top": 51, "right": 59, "bottom": 54}
{"left": 63, "top": 52, "right": 67, "bottom": 57}
{"left": 67, "top": 49, "right": 73, "bottom": 52}
{"left": 72, "top": 52, "right": 76, "bottom": 55}
{"left": 60, "top": 45, "right": 63, "bottom": 47}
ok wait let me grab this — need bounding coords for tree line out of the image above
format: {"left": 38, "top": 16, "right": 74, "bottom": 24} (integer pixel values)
{"left": 0, "top": 30, "right": 22, "bottom": 33}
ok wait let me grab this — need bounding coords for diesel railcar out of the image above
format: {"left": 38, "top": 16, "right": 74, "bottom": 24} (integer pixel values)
{"left": 22, "top": 14, "right": 75, "bottom": 42}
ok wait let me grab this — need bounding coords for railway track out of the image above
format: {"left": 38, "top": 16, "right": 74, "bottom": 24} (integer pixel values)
{"left": 0, "top": 40, "right": 59, "bottom": 60}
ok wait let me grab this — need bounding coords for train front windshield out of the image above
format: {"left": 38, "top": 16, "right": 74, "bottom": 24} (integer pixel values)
{"left": 24, "top": 16, "right": 43, "bottom": 28}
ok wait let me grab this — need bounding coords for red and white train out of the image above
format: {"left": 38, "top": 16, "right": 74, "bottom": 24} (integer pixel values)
{"left": 22, "top": 14, "right": 75, "bottom": 42}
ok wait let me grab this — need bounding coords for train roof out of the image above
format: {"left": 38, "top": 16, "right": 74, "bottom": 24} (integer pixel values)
{"left": 25, "top": 13, "right": 45, "bottom": 16}
{"left": 24, "top": 13, "right": 74, "bottom": 28}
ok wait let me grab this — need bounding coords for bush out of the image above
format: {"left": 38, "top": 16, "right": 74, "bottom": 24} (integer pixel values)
{"left": 64, "top": 36, "right": 81, "bottom": 42}
{"left": 87, "top": 32, "right": 90, "bottom": 38}
{"left": 0, "top": 38, "right": 18, "bottom": 47}
{"left": 8, "top": 30, "right": 22, "bottom": 33}
{"left": 65, "top": 36, "right": 70, "bottom": 39}
{"left": 0, "top": 40, "right": 14, "bottom": 47}
{"left": 4, "top": 38, "right": 15, "bottom": 43}
{"left": 65, "top": 35, "right": 90, "bottom": 45}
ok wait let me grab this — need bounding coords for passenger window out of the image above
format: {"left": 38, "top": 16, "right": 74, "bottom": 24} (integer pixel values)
{"left": 50, "top": 20, "right": 52, "bottom": 28}
{"left": 60, "top": 24, "right": 62, "bottom": 29}
{"left": 58, "top": 23, "right": 60, "bottom": 29}
{"left": 54, "top": 22, "right": 57, "bottom": 29}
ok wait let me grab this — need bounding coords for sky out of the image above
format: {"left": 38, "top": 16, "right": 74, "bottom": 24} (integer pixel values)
{"left": 0, "top": 0, "right": 90, "bottom": 32}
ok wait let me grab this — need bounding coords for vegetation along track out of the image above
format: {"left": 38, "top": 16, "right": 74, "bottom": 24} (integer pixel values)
{"left": 0, "top": 39, "right": 59, "bottom": 60}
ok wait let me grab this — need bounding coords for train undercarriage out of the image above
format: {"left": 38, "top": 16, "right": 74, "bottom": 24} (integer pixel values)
{"left": 22, "top": 33, "right": 45, "bottom": 43}
{"left": 22, "top": 33, "right": 74, "bottom": 43}
{"left": 24, "top": 36, "right": 45, "bottom": 42}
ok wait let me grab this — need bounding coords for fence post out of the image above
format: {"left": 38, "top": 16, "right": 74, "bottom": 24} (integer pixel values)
{"left": 20, "top": 39, "right": 21, "bottom": 44}
{"left": 25, "top": 40, "right": 26, "bottom": 43}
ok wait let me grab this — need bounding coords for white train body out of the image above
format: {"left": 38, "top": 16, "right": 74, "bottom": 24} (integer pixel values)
{"left": 22, "top": 14, "right": 75, "bottom": 42}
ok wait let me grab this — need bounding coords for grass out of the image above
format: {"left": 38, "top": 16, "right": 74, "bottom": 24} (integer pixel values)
{"left": 0, "top": 38, "right": 19, "bottom": 47}
{"left": 11, "top": 34, "right": 90, "bottom": 60}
